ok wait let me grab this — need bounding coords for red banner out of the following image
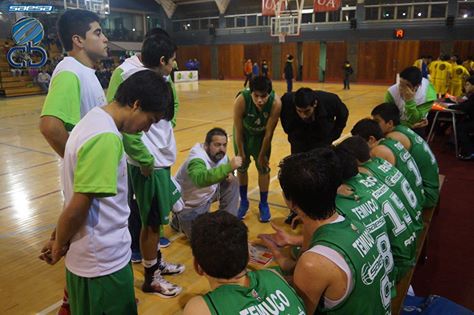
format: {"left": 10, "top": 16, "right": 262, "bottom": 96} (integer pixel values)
{"left": 262, "top": 0, "right": 286, "bottom": 16}
{"left": 313, "top": 0, "right": 341, "bottom": 12}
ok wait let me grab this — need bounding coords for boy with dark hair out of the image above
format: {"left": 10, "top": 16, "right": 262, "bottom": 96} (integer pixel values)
{"left": 171, "top": 127, "right": 242, "bottom": 240}
{"left": 259, "top": 148, "right": 391, "bottom": 314}
{"left": 39, "top": 9, "right": 108, "bottom": 313}
{"left": 337, "top": 136, "right": 423, "bottom": 234}
{"left": 333, "top": 146, "right": 417, "bottom": 284}
{"left": 106, "top": 30, "right": 184, "bottom": 297}
{"left": 41, "top": 70, "right": 172, "bottom": 315}
{"left": 234, "top": 76, "right": 282, "bottom": 222}
{"left": 183, "top": 211, "right": 305, "bottom": 315}
{"left": 351, "top": 118, "right": 425, "bottom": 209}
{"left": 40, "top": 9, "right": 108, "bottom": 158}
{"left": 372, "top": 103, "right": 439, "bottom": 208}
{"left": 385, "top": 66, "right": 436, "bottom": 131}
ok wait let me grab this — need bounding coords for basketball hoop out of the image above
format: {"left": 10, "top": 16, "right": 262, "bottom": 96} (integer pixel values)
{"left": 278, "top": 32, "right": 287, "bottom": 43}
{"left": 63, "top": 0, "right": 110, "bottom": 17}
{"left": 270, "top": 0, "right": 304, "bottom": 39}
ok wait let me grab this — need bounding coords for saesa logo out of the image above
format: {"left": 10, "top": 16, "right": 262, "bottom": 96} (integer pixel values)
{"left": 7, "top": 17, "right": 48, "bottom": 69}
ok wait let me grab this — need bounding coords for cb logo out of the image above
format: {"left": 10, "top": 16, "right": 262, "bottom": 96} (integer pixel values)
{"left": 7, "top": 17, "right": 48, "bottom": 69}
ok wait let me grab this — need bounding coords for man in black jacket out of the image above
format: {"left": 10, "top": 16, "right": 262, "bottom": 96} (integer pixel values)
{"left": 281, "top": 87, "right": 349, "bottom": 154}
{"left": 280, "top": 87, "right": 348, "bottom": 225}
{"left": 283, "top": 55, "right": 294, "bottom": 93}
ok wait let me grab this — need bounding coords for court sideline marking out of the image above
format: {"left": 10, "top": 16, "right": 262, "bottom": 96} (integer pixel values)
{"left": 37, "top": 300, "right": 62, "bottom": 315}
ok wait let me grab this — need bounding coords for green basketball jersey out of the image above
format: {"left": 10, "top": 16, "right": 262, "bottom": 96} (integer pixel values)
{"left": 394, "top": 125, "right": 439, "bottom": 208}
{"left": 241, "top": 89, "right": 275, "bottom": 136}
{"left": 202, "top": 269, "right": 305, "bottom": 315}
{"left": 338, "top": 173, "right": 415, "bottom": 282}
{"left": 358, "top": 173, "right": 417, "bottom": 281}
{"left": 336, "top": 174, "right": 389, "bottom": 242}
{"left": 310, "top": 218, "right": 392, "bottom": 315}
{"left": 379, "top": 138, "right": 425, "bottom": 209}
{"left": 362, "top": 157, "right": 423, "bottom": 235}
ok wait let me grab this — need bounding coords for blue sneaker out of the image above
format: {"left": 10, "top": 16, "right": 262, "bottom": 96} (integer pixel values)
{"left": 131, "top": 251, "right": 142, "bottom": 263}
{"left": 160, "top": 237, "right": 171, "bottom": 248}
{"left": 237, "top": 199, "right": 249, "bottom": 219}
{"left": 259, "top": 202, "right": 271, "bottom": 223}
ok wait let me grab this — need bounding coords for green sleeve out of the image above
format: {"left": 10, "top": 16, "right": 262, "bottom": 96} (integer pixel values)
{"left": 74, "top": 133, "right": 123, "bottom": 196}
{"left": 41, "top": 71, "right": 81, "bottom": 131}
{"left": 403, "top": 99, "right": 424, "bottom": 126}
{"left": 187, "top": 158, "right": 232, "bottom": 188}
{"left": 384, "top": 91, "right": 394, "bottom": 104}
{"left": 426, "top": 82, "right": 437, "bottom": 103}
{"left": 169, "top": 80, "right": 179, "bottom": 128}
{"left": 122, "top": 132, "right": 154, "bottom": 167}
{"left": 106, "top": 67, "right": 124, "bottom": 103}
{"left": 403, "top": 100, "right": 433, "bottom": 127}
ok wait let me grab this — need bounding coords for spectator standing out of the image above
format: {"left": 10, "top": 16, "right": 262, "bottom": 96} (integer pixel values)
{"left": 252, "top": 62, "right": 259, "bottom": 77}
{"left": 243, "top": 59, "right": 252, "bottom": 88}
{"left": 283, "top": 54, "right": 294, "bottom": 93}
{"left": 261, "top": 59, "right": 269, "bottom": 77}
{"left": 342, "top": 60, "right": 353, "bottom": 90}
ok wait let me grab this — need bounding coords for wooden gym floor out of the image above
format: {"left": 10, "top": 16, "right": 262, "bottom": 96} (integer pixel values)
{"left": 0, "top": 79, "right": 387, "bottom": 315}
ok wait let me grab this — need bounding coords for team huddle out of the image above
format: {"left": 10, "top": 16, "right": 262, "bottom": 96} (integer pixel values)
{"left": 38, "top": 9, "right": 444, "bottom": 315}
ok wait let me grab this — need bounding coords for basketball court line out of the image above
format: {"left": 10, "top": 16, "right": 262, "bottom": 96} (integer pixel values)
{"left": 0, "top": 223, "right": 56, "bottom": 239}
{"left": 178, "top": 117, "right": 216, "bottom": 123}
{"left": 340, "top": 91, "right": 373, "bottom": 102}
{"left": 0, "top": 109, "right": 42, "bottom": 120}
{"left": 174, "top": 116, "right": 233, "bottom": 133}
{"left": 0, "top": 189, "right": 61, "bottom": 212}
{"left": 37, "top": 300, "right": 62, "bottom": 315}
{"left": 174, "top": 121, "right": 216, "bottom": 133}
{"left": 0, "top": 160, "right": 57, "bottom": 177}
{"left": 0, "top": 142, "right": 56, "bottom": 157}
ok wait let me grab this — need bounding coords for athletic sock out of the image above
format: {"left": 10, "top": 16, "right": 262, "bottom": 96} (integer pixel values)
{"left": 260, "top": 191, "right": 268, "bottom": 205}
{"left": 143, "top": 258, "right": 158, "bottom": 269}
{"left": 157, "top": 250, "right": 163, "bottom": 268}
{"left": 143, "top": 261, "right": 160, "bottom": 285}
{"left": 239, "top": 185, "right": 248, "bottom": 202}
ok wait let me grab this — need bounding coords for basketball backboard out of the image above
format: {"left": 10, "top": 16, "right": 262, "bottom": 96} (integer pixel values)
{"left": 63, "top": 0, "right": 110, "bottom": 17}
{"left": 270, "top": 0, "right": 304, "bottom": 42}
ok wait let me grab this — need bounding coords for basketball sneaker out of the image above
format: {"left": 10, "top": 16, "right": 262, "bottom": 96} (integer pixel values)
{"left": 142, "top": 269, "right": 182, "bottom": 298}
{"left": 131, "top": 251, "right": 142, "bottom": 263}
{"left": 259, "top": 202, "right": 271, "bottom": 223}
{"left": 159, "top": 237, "right": 171, "bottom": 248}
{"left": 237, "top": 199, "right": 249, "bottom": 219}
{"left": 159, "top": 259, "right": 185, "bottom": 276}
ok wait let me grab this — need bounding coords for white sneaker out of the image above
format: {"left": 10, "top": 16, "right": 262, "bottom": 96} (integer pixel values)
{"left": 142, "top": 271, "right": 182, "bottom": 298}
{"left": 160, "top": 259, "right": 185, "bottom": 276}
